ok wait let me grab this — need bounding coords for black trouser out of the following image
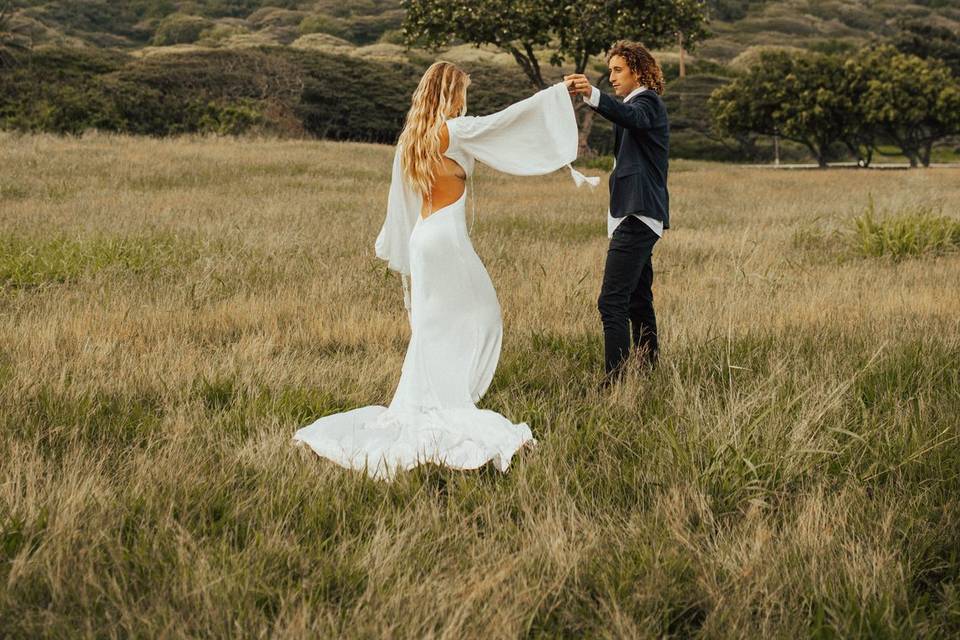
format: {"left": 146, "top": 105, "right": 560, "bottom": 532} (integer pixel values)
{"left": 598, "top": 215, "right": 659, "bottom": 378}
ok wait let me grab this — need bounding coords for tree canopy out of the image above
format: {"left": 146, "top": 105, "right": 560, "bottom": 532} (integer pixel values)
{"left": 402, "top": 0, "right": 709, "bottom": 90}
{"left": 710, "top": 47, "right": 960, "bottom": 167}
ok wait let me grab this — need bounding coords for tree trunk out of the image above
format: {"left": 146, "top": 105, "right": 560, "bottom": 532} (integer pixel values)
{"left": 576, "top": 101, "right": 596, "bottom": 158}
{"left": 920, "top": 140, "right": 933, "bottom": 167}
{"left": 896, "top": 133, "right": 921, "bottom": 168}
{"left": 736, "top": 133, "right": 760, "bottom": 161}
{"left": 844, "top": 140, "right": 873, "bottom": 167}
{"left": 506, "top": 45, "right": 546, "bottom": 90}
{"left": 811, "top": 142, "right": 828, "bottom": 168}
{"left": 573, "top": 72, "right": 610, "bottom": 157}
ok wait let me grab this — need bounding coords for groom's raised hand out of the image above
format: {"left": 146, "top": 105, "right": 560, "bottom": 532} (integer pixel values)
{"left": 564, "top": 74, "right": 592, "bottom": 98}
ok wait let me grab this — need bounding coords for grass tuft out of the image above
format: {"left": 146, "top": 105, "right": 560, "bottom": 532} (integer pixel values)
{"left": 852, "top": 198, "right": 960, "bottom": 260}
{"left": 0, "top": 232, "right": 202, "bottom": 289}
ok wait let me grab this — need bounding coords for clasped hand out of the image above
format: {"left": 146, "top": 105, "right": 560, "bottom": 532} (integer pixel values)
{"left": 564, "top": 74, "right": 592, "bottom": 98}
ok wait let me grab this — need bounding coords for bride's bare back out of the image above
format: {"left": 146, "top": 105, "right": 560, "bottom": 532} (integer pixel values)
{"left": 420, "top": 123, "right": 466, "bottom": 220}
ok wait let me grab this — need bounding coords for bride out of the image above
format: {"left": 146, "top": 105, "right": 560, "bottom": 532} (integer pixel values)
{"left": 293, "top": 61, "right": 596, "bottom": 480}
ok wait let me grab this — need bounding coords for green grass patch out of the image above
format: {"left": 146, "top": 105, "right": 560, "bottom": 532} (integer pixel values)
{"left": 0, "top": 182, "right": 31, "bottom": 201}
{"left": 853, "top": 200, "right": 960, "bottom": 260}
{"left": 10, "top": 386, "right": 166, "bottom": 460}
{"left": 192, "top": 374, "right": 362, "bottom": 441}
{"left": 0, "top": 232, "right": 204, "bottom": 289}
{"left": 793, "top": 200, "right": 960, "bottom": 262}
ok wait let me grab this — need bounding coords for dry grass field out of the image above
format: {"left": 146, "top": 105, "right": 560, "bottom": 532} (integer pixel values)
{"left": 1, "top": 131, "right": 959, "bottom": 638}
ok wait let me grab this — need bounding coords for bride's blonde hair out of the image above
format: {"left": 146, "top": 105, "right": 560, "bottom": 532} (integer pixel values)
{"left": 398, "top": 61, "right": 471, "bottom": 197}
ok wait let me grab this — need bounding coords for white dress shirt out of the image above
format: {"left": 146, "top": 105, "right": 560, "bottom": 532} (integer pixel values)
{"left": 585, "top": 85, "right": 664, "bottom": 238}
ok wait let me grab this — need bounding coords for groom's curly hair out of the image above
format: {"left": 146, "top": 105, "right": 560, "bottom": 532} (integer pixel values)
{"left": 606, "top": 40, "right": 665, "bottom": 96}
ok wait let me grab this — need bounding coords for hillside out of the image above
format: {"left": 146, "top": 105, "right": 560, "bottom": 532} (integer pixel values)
{"left": 4, "top": 1, "right": 959, "bottom": 65}
{"left": 701, "top": 0, "right": 960, "bottom": 63}
{"left": 3, "top": 1, "right": 959, "bottom": 163}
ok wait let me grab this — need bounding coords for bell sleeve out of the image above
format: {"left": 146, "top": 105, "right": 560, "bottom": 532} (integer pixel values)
{"left": 373, "top": 81, "right": 599, "bottom": 313}
{"left": 374, "top": 144, "right": 422, "bottom": 277}
{"left": 447, "top": 81, "right": 600, "bottom": 187}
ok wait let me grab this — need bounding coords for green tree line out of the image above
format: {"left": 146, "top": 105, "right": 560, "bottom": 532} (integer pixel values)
{"left": 2, "top": 1, "right": 959, "bottom": 164}
{"left": 709, "top": 45, "right": 960, "bottom": 167}
{"left": 0, "top": 44, "right": 538, "bottom": 141}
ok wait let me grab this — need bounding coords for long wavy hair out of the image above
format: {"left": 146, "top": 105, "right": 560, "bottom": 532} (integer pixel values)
{"left": 397, "top": 61, "right": 471, "bottom": 197}
{"left": 606, "top": 40, "right": 665, "bottom": 96}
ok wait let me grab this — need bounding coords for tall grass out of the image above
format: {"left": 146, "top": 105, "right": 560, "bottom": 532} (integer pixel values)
{"left": 1, "top": 131, "right": 959, "bottom": 637}
{"left": 853, "top": 197, "right": 960, "bottom": 261}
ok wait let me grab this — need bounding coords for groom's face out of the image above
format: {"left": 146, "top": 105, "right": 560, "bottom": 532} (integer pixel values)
{"left": 608, "top": 55, "right": 640, "bottom": 97}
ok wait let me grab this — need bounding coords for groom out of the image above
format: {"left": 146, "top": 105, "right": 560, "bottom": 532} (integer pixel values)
{"left": 565, "top": 40, "right": 670, "bottom": 383}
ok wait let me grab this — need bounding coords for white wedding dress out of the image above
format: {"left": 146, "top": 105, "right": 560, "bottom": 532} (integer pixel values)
{"left": 292, "top": 82, "right": 597, "bottom": 480}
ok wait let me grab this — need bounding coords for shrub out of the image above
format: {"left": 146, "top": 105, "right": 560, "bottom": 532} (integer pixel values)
{"left": 152, "top": 14, "right": 212, "bottom": 46}
{"left": 102, "top": 48, "right": 303, "bottom": 136}
{"left": 281, "top": 48, "right": 418, "bottom": 142}
{"left": 0, "top": 45, "right": 129, "bottom": 134}
{"left": 852, "top": 199, "right": 960, "bottom": 260}
{"left": 378, "top": 28, "right": 405, "bottom": 45}
{"left": 738, "top": 16, "right": 819, "bottom": 37}
{"left": 17, "top": 0, "right": 154, "bottom": 44}
{"left": 299, "top": 9, "right": 403, "bottom": 45}
{"left": 0, "top": 44, "right": 610, "bottom": 148}
{"left": 339, "top": 10, "right": 404, "bottom": 45}
{"left": 197, "top": 22, "right": 250, "bottom": 45}
{"left": 728, "top": 44, "right": 805, "bottom": 72}
{"left": 660, "top": 57, "right": 733, "bottom": 81}
{"left": 280, "top": 49, "right": 534, "bottom": 143}
{"left": 835, "top": 4, "right": 885, "bottom": 31}
{"left": 706, "top": 0, "right": 767, "bottom": 22}
{"left": 299, "top": 14, "right": 346, "bottom": 37}
{"left": 196, "top": 99, "right": 264, "bottom": 135}
{"left": 246, "top": 7, "right": 306, "bottom": 28}
{"left": 459, "top": 61, "right": 538, "bottom": 115}
{"left": 350, "top": 42, "right": 408, "bottom": 63}
{"left": 807, "top": 39, "right": 859, "bottom": 55}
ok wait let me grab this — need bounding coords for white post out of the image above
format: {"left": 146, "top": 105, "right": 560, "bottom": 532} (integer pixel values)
{"left": 678, "top": 31, "right": 686, "bottom": 79}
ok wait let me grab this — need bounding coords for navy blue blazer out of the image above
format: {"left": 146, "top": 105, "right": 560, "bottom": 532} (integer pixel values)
{"left": 588, "top": 89, "right": 670, "bottom": 229}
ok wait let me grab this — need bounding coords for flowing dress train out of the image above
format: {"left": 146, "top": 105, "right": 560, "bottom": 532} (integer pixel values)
{"left": 292, "top": 81, "right": 597, "bottom": 479}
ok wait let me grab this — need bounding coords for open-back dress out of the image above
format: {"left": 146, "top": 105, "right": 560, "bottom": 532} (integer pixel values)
{"left": 292, "top": 81, "right": 596, "bottom": 479}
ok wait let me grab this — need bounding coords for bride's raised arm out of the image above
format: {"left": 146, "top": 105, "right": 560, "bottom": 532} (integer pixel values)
{"left": 447, "top": 81, "right": 599, "bottom": 187}
{"left": 375, "top": 81, "right": 599, "bottom": 300}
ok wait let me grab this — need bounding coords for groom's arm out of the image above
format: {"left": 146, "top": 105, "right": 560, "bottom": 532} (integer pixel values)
{"left": 585, "top": 86, "right": 660, "bottom": 132}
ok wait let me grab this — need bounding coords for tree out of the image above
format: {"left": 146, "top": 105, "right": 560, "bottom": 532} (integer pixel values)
{"left": 711, "top": 46, "right": 960, "bottom": 168}
{"left": 401, "top": 0, "right": 709, "bottom": 154}
{"left": 891, "top": 19, "right": 960, "bottom": 78}
{"left": 663, "top": 73, "right": 767, "bottom": 161}
{"left": 854, "top": 45, "right": 960, "bottom": 168}
{"left": 710, "top": 51, "right": 863, "bottom": 167}
{"left": 775, "top": 53, "right": 875, "bottom": 167}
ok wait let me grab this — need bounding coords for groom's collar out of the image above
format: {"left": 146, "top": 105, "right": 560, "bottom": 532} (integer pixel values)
{"left": 625, "top": 86, "right": 648, "bottom": 103}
